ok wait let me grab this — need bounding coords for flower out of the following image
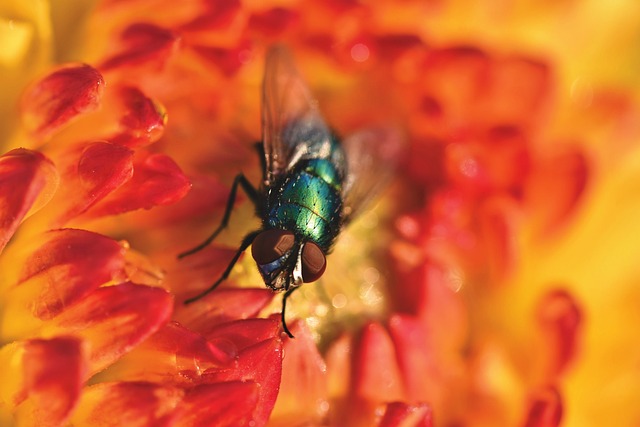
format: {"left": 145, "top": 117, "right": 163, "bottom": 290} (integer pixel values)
{"left": 2, "top": 0, "right": 640, "bottom": 426}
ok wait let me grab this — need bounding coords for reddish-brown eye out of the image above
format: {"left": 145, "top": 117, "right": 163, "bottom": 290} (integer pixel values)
{"left": 301, "top": 242, "right": 326, "bottom": 282}
{"left": 251, "top": 229, "right": 295, "bottom": 264}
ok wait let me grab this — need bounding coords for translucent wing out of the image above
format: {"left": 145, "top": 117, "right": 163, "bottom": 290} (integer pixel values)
{"left": 262, "top": 45, "right": 335, "bottom": 185}
{"left": 341, "top": 127, "right": 404, "bottom": 223}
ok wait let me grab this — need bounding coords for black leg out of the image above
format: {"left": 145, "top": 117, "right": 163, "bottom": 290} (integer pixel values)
{"left": 281, "top": 286, "right": 299, "bottom": 338}
{"left": 253, "top": 142, "right": 267, "bottom": 183}
{"left": 184, "top": 230, "right": 261, "bottom": 304}
{"left": 178, "top": 173, "right": 259, "bottom": 259}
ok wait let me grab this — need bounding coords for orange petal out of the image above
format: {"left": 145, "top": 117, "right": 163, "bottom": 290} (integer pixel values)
{"left": 378, "top": 402, "right": 433, "bottom": 427}
{"left": 88, "top": 151, "right": 190, "bottom": 216}
{"left": 353, "top": 322, "right": 405, "bottom": 403}
{"left": 522, "top": 386, "right": 563, "bottom": 427}
{"left": 271, "top": 321, "right": 328, "bottom": 425}
{"left": 4, "top": 337, "right": 87, "bottom": 427}
{"left": 174, "top": 288, "right": 275, "bottom": 334}
{"left": 0, "top": 149, "right": 57, "bottom": 254}
{"left": 17, "top": 229, "right": 126, "bottom": 320}
{"left": 174, "top": 382, "right": 260, "bottom": 427}
{"left": 21, "top": 64, "right": 104, "bottom": 140}
{"left": 72, "top": 381, "right": 182, "bottom": 427}
{"left": 46, "top": 282, "right": 173, "bottom": 374}
{"left": 53, "top": 142, "right": 134, "bottom": 225}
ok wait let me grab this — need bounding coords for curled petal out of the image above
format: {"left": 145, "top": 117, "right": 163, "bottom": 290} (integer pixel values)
{"left": 204, "top": 317, "right": 281, "bottom": 356}
{"left": 21, "top": 64, "right": 104, "bottom": 140}
{"left": 0, "top": 149, "right": 57, "bottom": 253}
{"left": 100, "top": 23, "right": 180, "bottom": 71}
{"left": 522, "top": 386, "right": 563, "bottom": 427}
{"left": 526, "top": 147, "right": 589, "bottom": 236}
{"left": 0, "top": 337, "right": 86, "bottom": 427}
{"left": 46, "top": 282, "right": 173, "bottom": 374}
{"left": 174, "top": 382, "right": 260, "bottom": 427}
{"left": 72, "top": 381, "right": 182, "bottom": 427}
{"left": 379, "top": 402, "right": 433, "bottom": 427}
{"left": 17, "top": 229, "right": 126, "bottom": 320}
{"left": 102, "top": 322, "right": 235, "bottom": 385}
{"left": 112, "top": 86, "right": 168, "bottom": 147}
{"left": 53, "top": 142, "right": 134, "bottom": 225}
{"left": 203, "top": 323, "right": 283, "bottom": 427}
{"left": 88, "top": 151, "right": 190, "bottom": 216}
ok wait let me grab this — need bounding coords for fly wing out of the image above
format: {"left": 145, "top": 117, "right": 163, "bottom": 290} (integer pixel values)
{"left": 262, "top": 45, "right": 333, "bottom": 184}
{"left": 341, "top": 127, "right": 404, "bottom": 223}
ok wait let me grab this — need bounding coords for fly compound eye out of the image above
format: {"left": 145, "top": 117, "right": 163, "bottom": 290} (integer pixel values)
{"left": 251, "top": 229, "right": 295, "bottom": 265}
{"left": 301, "top": 242, "right": 326, "bottom": 283}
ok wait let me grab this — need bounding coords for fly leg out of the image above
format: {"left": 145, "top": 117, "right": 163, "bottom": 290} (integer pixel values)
{"left": 184, "top": 230, "right": 261, "bottom": 304}
{"left": 178, "top": 173, "right": 259, "bottom": 259}
{"left": 281, "top": 286, "right": 300, "bottom": 338}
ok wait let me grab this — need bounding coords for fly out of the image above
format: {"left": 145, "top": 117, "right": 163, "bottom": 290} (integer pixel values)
{"left": 180, "top": 45, "right": 401, "bottom": 338}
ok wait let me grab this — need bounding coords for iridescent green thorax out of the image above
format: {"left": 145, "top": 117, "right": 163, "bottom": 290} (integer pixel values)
{"left": 265, "top": 158, "right": 344, "bottom": 251}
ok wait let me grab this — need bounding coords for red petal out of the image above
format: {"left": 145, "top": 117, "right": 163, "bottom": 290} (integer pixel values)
{"left": 100, "top": 23, "right": 180, "bottom": 71}
{"left": 174, "top": 288, "right": 274, "bottom": 333}
{"left": 271, "top": 321, "right": 328, "bottom": 425}
{"left": 17, "top": 337, "right": 86, "bottom": 427}
{"left": 146, "top": 173, "right": 230, "bottom": 225}
{"left": 0, "top": 149, "right": 57, "bottom": 253}
{"left": 422, "top": 47, "right": 490, "bottom": 127}
{"left": 88, "top": 151, "right": 190, "bottom": 216}
{"left": 178, "top": 0, "right": 243, "bottom": 33}
{"left": 54, "top": 142, "right": 134, "bottom": 225}
{"left": 73, "top": 382, "right": 181, "bottom": 427}
{"left": 522, "top": 386, "right": 563, "bottom": 427}
{"left": 49, "top": 282, "right": 173, "bottom": 374}
{"left": 203, "top": 331, "right": 283, "bottom": 426}
{"left": 191, "top": 41, "right": 252, "bottom": 77}
{"left": 111, "top": 86, "right": 167, "bottom": 147}
{"left": 379, "top": 402, "right": 433, "bottom": 427}
{"left": 248, "top": 8, "right": 299, "bottom": 37}
{"left": 536, "top": 289, "right": 582, "bottom": 378}
{"left": 21, "top": 64, "right": 104, "bottom": 139}
{"left": 387, "top": 315, "right": 438, "bottom": 403}
{"left": 17, "top": 229, "right": 126, "bottom": 320}
{"left": 353, "top": 322, "right": 405, "bottom": 402}
{"left": 175, "top": 382, "right": 259, "bottom": 427}
{"left": 375, "top": 34, "right": 424, "bottom": 60}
